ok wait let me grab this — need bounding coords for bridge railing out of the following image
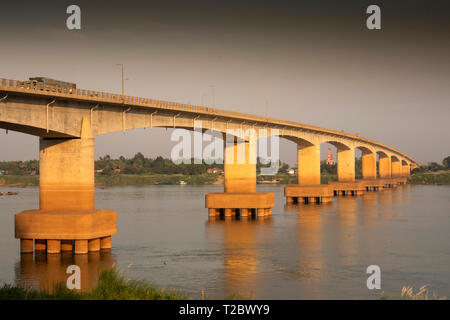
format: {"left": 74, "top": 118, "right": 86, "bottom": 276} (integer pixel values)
{"left": 0, "top": 77, "right": 219, "bottom": 113}
{"left": 0, "top": 77, "right": 265, "bottom": 123}
{"left": 0, "top": 77, "right": 418, "bottom": 165}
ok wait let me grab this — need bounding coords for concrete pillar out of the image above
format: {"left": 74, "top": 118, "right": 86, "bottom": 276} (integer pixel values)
{"left": 297, "top": 143, "right": 320, "bottom": 185}
{"left": 47, "top": 240, "right": 61, "bottom": 254}
{"left": 391, "top": 160, "right": 401, "bottom": 178}
{"left": 338, "top": 147, "right": 355, "bottom": 182}
{"left": 362, "top": 153, "right": 377, "bottom": 180}
{"left": 224, "top": 137, "right": 256, "bottom": 193}
{"left": 88, "top": 238, "right": 100, "bottom": 252}
{"left": 402, "top": 164, "right": 410, "bottom": 177}
{"left": 39, "top": 117, "right": 94, "bottom": 211}
{"left": 35, "top": 239, "right": 46, "bottom": 252}
{"left": 75, "top": 240, "right": 88, "bottom": 254}
{"left": 379, "top": 156, "right": 391, "bottom": 178}
{"left": 20, "top": 239, "right": 33, "bottom": 253}
{"left": 402, "top": 165, "right": 410, "bottom": 177}
{"left": 257, "top": 208, "right": 265, "bottom": 217}
{"left": 100, "top": 236, "right": 111, "bottom": 250}
{"left": 61, "top": 240, "right": 73, "bottom": 252}
{"left": 241, "top": 208, "right": 248, "bottom": 217}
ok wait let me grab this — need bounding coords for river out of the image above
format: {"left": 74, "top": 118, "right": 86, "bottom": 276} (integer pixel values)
{"left": 0, "top": 184, "right": 449, "bottom": 299}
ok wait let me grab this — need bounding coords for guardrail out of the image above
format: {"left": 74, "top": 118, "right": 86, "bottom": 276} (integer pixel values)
{"left": 0, "top": 78, "right": 418, "bottom": 165}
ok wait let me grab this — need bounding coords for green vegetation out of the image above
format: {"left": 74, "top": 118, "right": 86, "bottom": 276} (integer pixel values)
{"left": 443, "top": 156, "right": 450, "bottom": 169}
{"left": 0, "top": 159, "right": 39, "bottom": 175}
{"left": 3, "top": 154, "right": 450, "bottom": 187}
{"left": 380, "top": 285, "right": 446, "bottom": 300}
{"left": 0, "top": 268, "right": 186, "bottom": 300}
{"left": 257, "top": 173, "right": 337, "bottom": 185}
{"left": 96, "top": 153, "right": 221, "bottom": 175}
{"left": 0, "top": 175, "right": 39, "bottom": 187}
{"left": 96, "top": 173, "right": 219, "bottom": 186}
{"left": 408, "top": 171, "right": 450, "bottom": 185}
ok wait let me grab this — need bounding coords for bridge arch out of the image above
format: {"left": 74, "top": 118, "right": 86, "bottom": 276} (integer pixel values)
{"left": 391, "top": 155, "right": 402, "bottom": 178}
{"left": 376, "top": 151, "right": 390, "bottom": 178}
{"left": 355, "top": 146, "right": 376, "bottom": 180}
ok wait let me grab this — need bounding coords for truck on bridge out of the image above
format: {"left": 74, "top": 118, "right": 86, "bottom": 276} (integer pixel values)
{"left": 23, "top": 77, "right": 77, "bottom": 93}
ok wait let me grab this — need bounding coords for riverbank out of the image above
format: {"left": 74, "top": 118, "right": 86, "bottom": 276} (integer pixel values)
{"left": 96, "top": 173, "right": 219, "bottom": 186}
{"left": 0, "top": 173, "right": 333, "bottom": 187}
{"left": 0, "top": 268, "right": 186, "bottom": 300}
{"left": 0, "top": 174, "right": 219, "bottom": 187}
{"left": 2, "top": 171, "right": 449, "bottom": 187}
{"left": 0, "top": 267, "right": 442, "bottom": 300}
{"left": 408, "top": 171, "right": 450, "bottom": 185}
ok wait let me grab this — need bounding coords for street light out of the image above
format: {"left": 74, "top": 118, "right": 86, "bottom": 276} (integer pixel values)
{"left": 116, "top": 64, "right": 125, "bottom": 96}
{"left": 265, "top": 98, "right": 269, "bottom": 119}
{"left": 201, "top": 94, "right": 207, "bottom": 106}
{"left": 210, "top": 85, "right": 215, "bottom": 108}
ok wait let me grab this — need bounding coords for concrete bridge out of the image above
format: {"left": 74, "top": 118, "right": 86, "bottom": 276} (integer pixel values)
{"left": 0, "top": 78, "right": 418, "bottom": 255}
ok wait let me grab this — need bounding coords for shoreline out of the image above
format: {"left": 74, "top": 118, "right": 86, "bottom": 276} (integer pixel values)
{"left": 1, "top": 172, "right": 449, "bottom": 188}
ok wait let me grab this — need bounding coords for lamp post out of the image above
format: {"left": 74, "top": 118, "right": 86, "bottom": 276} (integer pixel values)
{"left": 210, "top": 85, "right": 215, "bottom": 108}
{"left": 201, "top": 94, "right": 207, "bottom": 106}
{"left": 116, "top": 64, "right": 124, "bottom": 96}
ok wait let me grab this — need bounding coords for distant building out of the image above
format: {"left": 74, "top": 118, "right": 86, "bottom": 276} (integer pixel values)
{"left": 325, "top": 148, "right": 335, "bottom": 165}
{"left": 288, "top": 169, "right": 296, "bottom": 175}
{"left": 113, "top": 168, "right": 121, "bottom": 173}
{"left": 0, "top": 170, "right": 4, "bottom": 175}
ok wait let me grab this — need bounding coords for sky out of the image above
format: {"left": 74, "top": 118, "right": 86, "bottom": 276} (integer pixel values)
{"left": 0, "top": 0, "right": 449, "bottom": 165}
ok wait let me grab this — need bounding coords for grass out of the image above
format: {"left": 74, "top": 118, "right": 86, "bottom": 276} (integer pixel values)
{"left": 4, "top": 171, "right": 450, "bottom": 187}
{"left": 257, "top": 173, "right": 338, "bottom": 185}
{"left": 408, "top": 171, "right": 450, "bottom": 185}
{"left": 96, "top": 173, "right": 219, "bottom": 186}
{"left": 0, "top": 175, "right": 39, "bottom": 187}
{"left": 0, "top": 268, "right": 186, "bottom": 300}
{"left": 0, "top": 173, "right": 220, "bottom": 187}
{"left": 380, "top": 285, "right": 447, "bottom": 300}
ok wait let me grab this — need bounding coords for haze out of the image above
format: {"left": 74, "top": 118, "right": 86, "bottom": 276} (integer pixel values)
{"left": 0, "top": 0, "right": 449, "bottom": 165}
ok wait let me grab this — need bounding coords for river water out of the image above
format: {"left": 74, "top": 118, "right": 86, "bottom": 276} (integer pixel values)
{"left": 0, "top": 184, "right": 449, "bottom": 299}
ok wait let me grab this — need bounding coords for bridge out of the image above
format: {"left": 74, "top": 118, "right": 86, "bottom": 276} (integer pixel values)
{"left": 0, "top": 78, "right": 418, "bottom": 255}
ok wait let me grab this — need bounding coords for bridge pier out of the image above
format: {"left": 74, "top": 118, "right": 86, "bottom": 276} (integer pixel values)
{"left": 284, "top": 142, "right": 333, "bottom": 204}
{"left": 391, "top": 159, "right": 402, "bottom": 178}
{"left": 15, "top": 117, "right": 116, "bottom": 254}
{"left": 362, "top": 153, "right": 377, "bottom": 180}
{"left": 337, "top": 147, "right": 355, "bottom": 182}
{"left": 379, "top": 155, "right": 391, "bottom": 179}
{"left": 206, "top": 137, "right": 274, "bottom": 218}
{"left": 327, "top": 146, "right": 365, "bottom": 196}
{"left": 402, "top": 164, "right": 410, "bottom": 177}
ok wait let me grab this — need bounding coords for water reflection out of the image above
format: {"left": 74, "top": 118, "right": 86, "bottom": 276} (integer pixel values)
{"left": 15, "top": 251, "right": 116, "bottom": 293}
{"left": 2, "top": 185, "right": 449, "bottom": 299}
{"left": 361, "top": 192, "right": 379, "bottom": 226}
{"left": 286, "top": 203, "right": 326, "bottom": 281}
{"left": 207, "top": 216, "right": 273, "bottom": 298}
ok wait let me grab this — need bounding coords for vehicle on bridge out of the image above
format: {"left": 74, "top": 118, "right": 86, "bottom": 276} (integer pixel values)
{"left": 22, "top": 77, "right": 77, "bottom": 93}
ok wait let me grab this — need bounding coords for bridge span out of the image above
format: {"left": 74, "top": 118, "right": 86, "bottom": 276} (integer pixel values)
{"left": 0, "top": 78, "right": 418, "bottom": 254}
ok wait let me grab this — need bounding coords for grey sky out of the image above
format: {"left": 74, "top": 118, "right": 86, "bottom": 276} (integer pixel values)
{"left": 0, "top": 1, "right": 449, "bottom": 165}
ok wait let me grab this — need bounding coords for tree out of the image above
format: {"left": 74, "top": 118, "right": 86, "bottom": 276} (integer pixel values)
{"left": 443, "top": 156, "right": 450, "bottom": 169}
